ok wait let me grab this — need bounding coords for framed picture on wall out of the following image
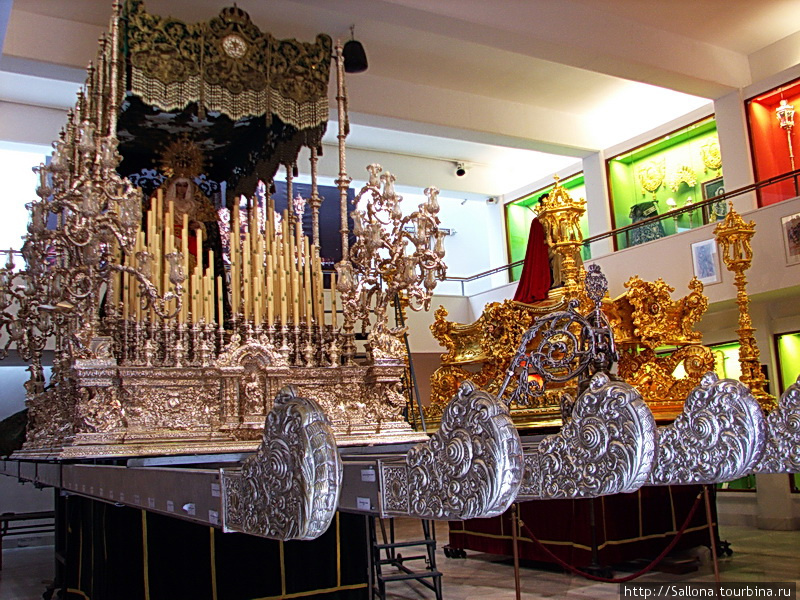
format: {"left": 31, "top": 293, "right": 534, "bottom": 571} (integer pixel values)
{"left": 691, "top": 239, "right": 721, "bottom": 285}
{"left": 701, "top": 176, "right": 726, "bottom": 222}
{"left": 781, "top": 212, "right": 800, "bottom": 266}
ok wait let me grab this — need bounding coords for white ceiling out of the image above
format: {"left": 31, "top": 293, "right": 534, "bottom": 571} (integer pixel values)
{"left": 3, "top": 0, "right": 800, "bottom": 196}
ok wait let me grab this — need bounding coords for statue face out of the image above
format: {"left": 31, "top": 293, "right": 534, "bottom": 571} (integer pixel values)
{"left": 174, "top": 179, "right": 190, "bottom": 199}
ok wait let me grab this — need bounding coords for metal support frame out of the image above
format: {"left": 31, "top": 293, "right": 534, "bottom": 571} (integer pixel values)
{"left": 369, "top": 516, "right": 442, "bottom": 600}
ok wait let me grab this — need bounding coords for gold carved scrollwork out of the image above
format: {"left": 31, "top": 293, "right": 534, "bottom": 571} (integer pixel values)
{"left": 637, "top": 160, "right": 665, "bottom": 198}
{"left": 617, "top": 345, "right": 716, "bottom": 420}
{"left": 609, "top": 276, "right": 706, "bottom": 350}
{"left": 605, "top": 275, "right": 713, "bottom": 420}
{"left": 426, "top": 299, "right": 568, "bottom": 427}
{"left": 701, "top": 139, "right": 723, "bottom": 173}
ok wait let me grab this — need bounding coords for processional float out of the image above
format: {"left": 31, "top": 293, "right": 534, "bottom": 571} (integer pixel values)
{"left": 1, "top": 0, "right": 444, "bottom": 539}
{"left": 2, "top": 0, "right": 800, "bottom": 545}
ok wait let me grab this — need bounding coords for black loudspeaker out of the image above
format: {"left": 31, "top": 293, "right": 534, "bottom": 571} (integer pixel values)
{"left": 343, "top": 39, "right": 368, "bottom": 73}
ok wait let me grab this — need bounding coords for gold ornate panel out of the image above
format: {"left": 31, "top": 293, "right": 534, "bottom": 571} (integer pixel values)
{"left": 425, "top": 298, "right": 570, "bottom": 429}
{"left": 426, "top": 275, "right": 714, "bottom": 429}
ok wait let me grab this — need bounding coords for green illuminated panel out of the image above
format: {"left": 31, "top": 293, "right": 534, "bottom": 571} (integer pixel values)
{"left": 777, "top": 332, "right": 800, "bottom": 393}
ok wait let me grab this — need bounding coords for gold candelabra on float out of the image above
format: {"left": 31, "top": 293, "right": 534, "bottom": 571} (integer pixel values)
{"left": 713, "top": 205, "right": 774, "bottom": 410}
{"left": 776, "top": 99, "right": 796, "bottom": 171}
{"left": 537, "top": 178, "right": 586, "bottom": 299}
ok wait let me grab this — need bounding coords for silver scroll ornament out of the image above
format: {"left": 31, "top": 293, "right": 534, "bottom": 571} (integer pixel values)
{"left": 518, "top": 371, "right": 657, "bottom": 500}
{"left": 753, "top": 374, "right": 800, "bottom": 474}
{"left": 499, "top": 264, "right": 617, "bottom": 406}
{"left": 222, "top": 385, "right": 342, "bottom": 540}
{"left": 384, "top": 381, "right": 523, "bottom": 520}
{"left": 648, "top": 372, "right": 766, "bottom": 486}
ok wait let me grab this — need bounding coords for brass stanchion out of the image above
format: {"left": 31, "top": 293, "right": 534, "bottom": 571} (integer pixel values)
{"left": 703, "top": 485, "right": 722, "bottom": 592}
{"left": 511, "top": 503, "right": 522, "bottom": 600}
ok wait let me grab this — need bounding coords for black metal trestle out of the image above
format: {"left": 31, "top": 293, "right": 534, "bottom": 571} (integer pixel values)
{"left": 368, "top": 517, "right": 443, "bottom": 600}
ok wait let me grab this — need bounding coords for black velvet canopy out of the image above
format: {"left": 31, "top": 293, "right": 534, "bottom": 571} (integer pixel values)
{"left": 116, "top": 0, "right": 332, "bottom": 205}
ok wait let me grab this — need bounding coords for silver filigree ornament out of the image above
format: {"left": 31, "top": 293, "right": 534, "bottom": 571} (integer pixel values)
{"left": 222, "top": 385, "right": 342, "bottom": 540}
{"left": 337, "top": 164, "right": 447, "bottom": 360}
{"left": 753, "top": 374, "right": 800, "bottom": 474}
{"left": 648, "top": 372, "right": 766, "bottom": 485}
{"left": 518, "top": 372, "right": 657, "bottom": 500}
{"left": 393, "top": 381, "right": 523, "bottom": 520}
{"left": 499, "top": 263, "right": 617, "bottom": 405}
{"left": 0, "top": 23, "right": 186, "bottom": 446}
{"left": 495, "top": 265, "right": 659, "bottom": 500}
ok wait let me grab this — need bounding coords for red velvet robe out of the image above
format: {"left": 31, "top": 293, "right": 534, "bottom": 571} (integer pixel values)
{"left": 513, "top": 218, "right": 551, "bottom": 303}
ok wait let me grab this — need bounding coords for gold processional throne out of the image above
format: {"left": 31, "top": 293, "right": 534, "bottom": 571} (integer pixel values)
{"left": 424, "top": 181, "right": 716, "bottom": 430}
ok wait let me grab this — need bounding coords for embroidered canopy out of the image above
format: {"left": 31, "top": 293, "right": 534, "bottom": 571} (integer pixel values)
{"left": 116, "top": 0, "right": 332, "bottom": 202}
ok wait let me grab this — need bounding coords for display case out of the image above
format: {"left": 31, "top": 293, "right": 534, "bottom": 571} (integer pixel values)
{"left": 607, "top": 117, "right": 722, "bottom": 250}
{"left": 747, "top": 78, "right": 800, "bottom": 206}
{"left": 505, "top": 173, "right": 588, "bottom": 281}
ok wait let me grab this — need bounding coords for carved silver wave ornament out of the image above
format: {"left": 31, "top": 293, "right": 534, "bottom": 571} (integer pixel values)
{"left": 222, "top": 385, "right": 342, "bottom": 540}
{"left": 383, "top": 381, "right": 523, "bottom": 520}
{"left": 648, "top": 372, "right": 766, "bottom": 485}
{"left": 754, "top": 374, "right": 800, "bottom": 474}
{"left": 518, "top": 372, "right": 657, "bottom": 500}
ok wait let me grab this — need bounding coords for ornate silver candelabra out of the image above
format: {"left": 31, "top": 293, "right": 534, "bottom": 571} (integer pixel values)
{"left": 336, "top": 164, "right": 447, "bottom": 360}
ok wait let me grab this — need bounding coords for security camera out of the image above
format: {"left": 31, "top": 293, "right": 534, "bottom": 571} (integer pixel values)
{"left": 486, "top": 197, "right": 498, "bottom": 205}
{"left": 455, "top": 163, "right": 467, "bottom": 177}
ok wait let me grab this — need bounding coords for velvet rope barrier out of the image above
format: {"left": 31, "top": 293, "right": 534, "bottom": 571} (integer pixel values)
{"left": 516, "top": 491, "right": 705, "bottom": 583}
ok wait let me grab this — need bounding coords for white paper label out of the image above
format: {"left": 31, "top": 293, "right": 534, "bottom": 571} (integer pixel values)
{"left": 356, "top": 497, "right": 371, "bottom": 511}
{"left": 208, "top": 510, "right": 219, "bottom": 525}
{"left": 211, "top": 482, "right": 221, "bottom": 498}
{"left": 182, "top": 503, "right": 196, "bottom": 516}
{"left": 148, "top": 497, "right": 156, "bottom": 509}
{"left": 133, "top": 494, "right": 141, "bottom": 505}
{"left": 360, "top": 469, "right": 376, "bottom": 483}
{"left": 166, "top": 500, "right": 174, "bottom": 512}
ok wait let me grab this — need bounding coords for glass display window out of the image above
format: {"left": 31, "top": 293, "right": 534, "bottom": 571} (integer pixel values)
{"left": 504, "top": 173, "right": 588, "bottom": 282}
{"left": 606, "top": 117, "right": 722, "bottom": 250}
{"left": 746, "top": 78, "right": 800, "bottom": 207}
{"left": 708, "top": 340, "right": 756, "bottom": 491}
{"left": 775, "top": 331, "right": 800, "bottom": 493}
{"left": 775, "top": 331, "right": 800, "bottom": 395}
{"left": 775, "top": 331, "right": 800, "bottom": 494}
{"left": 709, "top": 340, "right": 743, "bottom": 381}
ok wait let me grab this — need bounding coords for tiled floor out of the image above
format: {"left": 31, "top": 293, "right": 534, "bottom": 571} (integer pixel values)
{"left": 376, "top": 520, "right": 800, "bottom": 600}
{"left": 2, "top": 522, "right": 798, "bottom": 599}
{"left": 0, "top": 545, "right": 54, "bottom": 600}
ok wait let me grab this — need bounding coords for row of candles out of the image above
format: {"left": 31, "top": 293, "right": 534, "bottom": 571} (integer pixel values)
{"left": 229, "top": 195, "right": 337, "bottom": 328}
{"left": 113, "top": 191, "right": 338, "bottom": 328}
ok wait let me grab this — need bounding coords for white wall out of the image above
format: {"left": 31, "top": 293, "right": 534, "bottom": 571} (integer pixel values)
{"left": 0, "top": 366, "right": 35, "bottom": 421}
{"left": 0, "top": 143, "right": 47, "bottom": 251}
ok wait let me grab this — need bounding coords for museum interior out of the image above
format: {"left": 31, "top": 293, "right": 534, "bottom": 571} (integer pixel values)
{"left": 1, "top": 1, "right": 800, "bottom": 599}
